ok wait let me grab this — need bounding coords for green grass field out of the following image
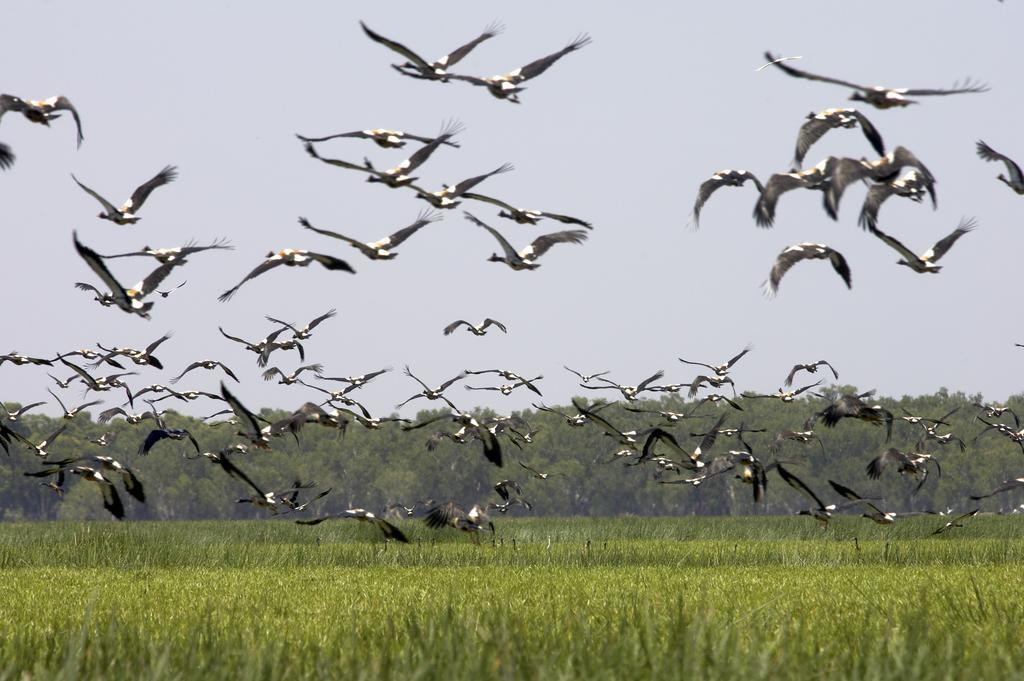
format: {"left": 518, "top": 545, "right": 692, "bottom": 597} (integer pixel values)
{"left": 2, "top": 517, "right": 1023, "bottom": 680}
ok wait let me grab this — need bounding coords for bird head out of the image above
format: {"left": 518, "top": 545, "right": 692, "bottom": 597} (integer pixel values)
{"left": 487, "top": 254, "right": 504, "bottom": 263}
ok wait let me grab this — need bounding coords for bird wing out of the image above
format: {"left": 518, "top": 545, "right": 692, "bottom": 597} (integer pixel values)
{"left": 0, "top": 142, "right": 14, "bottom": 170}
{"left": 512, "top": 34, "right": 591, "bottom": 82}
{"left": 537, "top": 211, "right": 592, "bottom": 228}
{"left": 925, "top": 217, "right": 975, "bottom": 263}
{"left": 977, "top": 140, "right": 1024, "bottom": 185}
{"left": 763, "top": 51, "right": 870, "bottom": 90}
{"left": 0, "top": 94, "right": 28, "bottom": 116}
{"left": 302, "top": 141, "right": 373, "bottom": 173}
{"left": 133, "top": 262, "right": 179, "bottom": 298}
{"left": 220, "top": 382, "right": 263, "bottom": 441}
{"left": 776, "top": 463, "right": 827, "bottom": 510}
{"left": 826, "top": 247, "right": 852, "bottom": 289}
{"left": 443, "top": 320, "right": 471, "bottom": 336}
{"left": 71, "top": 175, "right": 119, "bottom": 215}
{"left": 436, "top": 21, "right": 503, "bottom": 68}
{"left": 522, "top": 229, "right": 589, "bottom": 260}
{"left": 381, "top": 209, "right": 441, "bottom": 248}
{"left": 123, "top": 165, "right": 177, "bottom": 213}
{"left": 692, "top": 176, "right": 726, "bottom": 227}
{"left": 866, "top": 447, "right": 908, "bottom": 479}
{"left": 359, "top": 21, "right": 430, "bottom": 69}
{"left": 481, "top": 318, "right": 507, "bottom": 333}
{"left": 138, "top": 429, "right": 169, "bottom": 455}
{"left": 825, "top": 158, "right": 870, "bottom": 217}
{"left": 753, "top": 173, "right": 804, "bottom": 228}
{"left": 447, "top": 163, "right": 514, "bottom": 199}
{"left": 397, "top": 130, "right": 458, "bottom": 174}
{"left": 868, "top": 225, "right": 920, "bottom": 264}
{"left": 725, "top": 346, "right": 753, "bottom": 370}
{"left": 857, "top": 181, "right": 896, "bottom": 231}
{"left": 305, "top": 308, "right": 337, "bottom": 331}
{"left": 465, "top": 211, "right": 521, "bottom": 262}
{"left": 307, "top": 251, "right": 356, "bottom": 272}
{"left": 852, "top": 110, "right": 886, "bottom": 157}
{"left": 636, "top": 370, "right": 666, "bottom": 392}
{"left": 72, "top": 232, "right": 132, "bottom": 308}
{"left": 793, "top": 116, "right": 838, "bottom": 168}
{"left": 218, "top": 327, "right": 254, "bottom": 348}
{"left": 438, "top": 372, "right": 468, "bottom": 391}
{"left": 218, "top": 258, "right": 285, "bottom": 302}
{"left": 402, "top": 365, "right": 432, "bottom": 392}
{"left": 298, "top": 217, "right": 370, "bottom": 252}
{"left": 765, "top": 243, "right": 831, "bottom": 295}
{"left": 145, "top": 332, "right": 173, "bottom": 355}
{"left": 44, "top": 96, "right": 83, "bottom": 147}
{"left": 213, "top": 451, "right": 266, "bottom": 498}
{"left": 461, "top": 191, "right": 516, "bottom": 212}
{"left": 903, "top": 79, "right": 989, "bottom": 97}
{"left": 970, "top": 479, "right": 1024, "bottom": 500}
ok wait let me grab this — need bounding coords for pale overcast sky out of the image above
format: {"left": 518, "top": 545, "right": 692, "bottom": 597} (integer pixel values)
{"left": 2, "top": 1, "right": 1022, "bottom": 419}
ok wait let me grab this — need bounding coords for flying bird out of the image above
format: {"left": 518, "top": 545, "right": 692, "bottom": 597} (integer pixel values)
{"left": 396, "top": 366, "right": 467, "bottom": 410}
{"left": 71, "top": 166, "right": 177, "bottom": 225}
{"left": 868, "top": 218, "right": 975, "bottom": 274}
{"left": 811, "top": 390, "right": 894, "bottom": 442}
{"left": 679, "top": 346, "right": 753, "bottom": 378}
{"left": 46, "top": 389, "right": 100, "bottom": 419}
{"left": 692, "top": 170, "right": 764, "bottom": 227}
{"left": 218, "top": 249, "right": 355, "bottom": 302}
{"left": 0, "top": 400, "right": 46, "bottom": 422}
{"left": 762, "top": 51, "right": 989, "bottom": 108}
{"left": 447, "top": 34, "right": 592, "bottom": 103}
{"left": 0, "top": 94, "right": 83, "bottom": 146}
{"left": 360, "top": 20, "right": 503, "bottom": 81}
{"left": 826, "top": 147, "right": 935, "bottom": 217}
{"left": 563, "top": 366, "right": 610, "bottom": 383}
{"left": 99, "top": 238, "right": 232, "bottom": 263}
{"left": 296, "top": 126, "right": 461, "bottom": 149}
{"left": 73, "top": 232, "right": 179, "bottom": 319}
{"left": 580, "top": 370, "right": 664, "bottom": 402}
{"left": 424, "top": 501, "right": 494, "bottom": 536}
{"left": 297, "top": 508, "right": 409, "bottom": 542}
{"left": 170, "top": 360, "right": 239, "bottom": 384}
{"left": 793, "top": 108, "right": 885, "bottom": 168}
{"left": 299, "top": 210, "right": 441, "bottom": 260}
{"left": 410, "top": 164, "right": 513, "bottom": 209}
{"left": 976, "top": 140, "right": 1024, "bottom": 194}
{"left": 302, "top": 122, "right": 461, "bottom": 188}
{"left": 865, "top": 447, "right": 939, "bottom": 495}
{"left": 69, "top": 467, "right": 124, "bottom": 519}
{"left": 466, "top": 211, "right": 587, "bottom": 270}
{"left": 443, "top": 318, "right": 507, "bottom": 336}
{"left": 857, "top": 169, "right": 935, "bottom": 231}
{"left": 785, "top": 361, "right": 838, "bottom": 387}
{"left": 461, "top": 191, "right": 592, "bottom": 228}
{"left": 763, "top": 243, "right": 851, "bottom": 298}
{"left": 219, "top": 326, "right": 303, "bottom": 368}
{"left": 753, "top": 158, "right": 840, "bottom": 227}
{"left": 970, "top": 477, "right": 1024, "bottom": 500}
{"left": 932, "top": 509, "right": 980, "bottom": 535}
{"left": 266, "top": 309, "right": 337, "bottom": 340}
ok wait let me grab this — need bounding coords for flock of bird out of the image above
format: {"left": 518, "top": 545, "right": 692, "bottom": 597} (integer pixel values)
{"left": 692, "top": 53, "right": 1020, "bottom": 295}
{"left": 2, "top": 20, "right": 1022, "bottom": 542}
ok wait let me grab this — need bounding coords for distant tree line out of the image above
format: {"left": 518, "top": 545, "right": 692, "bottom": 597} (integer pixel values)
{"left": 2, "top": 387, "right": 1023, "bottom": 521}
